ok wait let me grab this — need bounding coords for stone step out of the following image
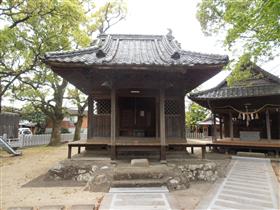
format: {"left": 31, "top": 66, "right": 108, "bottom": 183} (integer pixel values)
{"left": 236, "top": 151, "right": 266, "bottom": 158}
{"left": 113, "top": 166, "right": 167, "bottom": 180}
{"left": 111, "top": 178, "right": 167, "bottom": 188}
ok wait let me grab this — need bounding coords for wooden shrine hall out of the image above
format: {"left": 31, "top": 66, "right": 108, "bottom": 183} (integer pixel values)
{"left": 44, "top": 33, "right": 228, "bottom": 160}
{"left": 189, "top": 66, "right": 280, "bottom": 156}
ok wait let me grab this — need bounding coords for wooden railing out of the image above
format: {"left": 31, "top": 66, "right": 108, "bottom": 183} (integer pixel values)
{"left": 185, "top": 131, "right": 205, "bottom": 139}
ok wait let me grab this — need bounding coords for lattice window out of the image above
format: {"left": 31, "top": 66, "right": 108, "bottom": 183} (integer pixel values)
{"left": 93, "top": 99, "right": 111, "bottom": 115}
{"left": 165, "top": 100, "right": 180, "bottom": 115}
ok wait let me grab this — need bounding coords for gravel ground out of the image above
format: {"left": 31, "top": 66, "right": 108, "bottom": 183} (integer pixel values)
{"left": 2, "top": 143, "right": 277, "bottom": 210}
{"left": 0, "top": 145, "right": 103, "bottom": 209}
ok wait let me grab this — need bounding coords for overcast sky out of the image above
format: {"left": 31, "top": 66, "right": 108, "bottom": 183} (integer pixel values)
{"left": 105, "top": 0, "right": 280, "bottom": 87}
{"left": 3, "top": 0, "right": 280, "bottom": 108}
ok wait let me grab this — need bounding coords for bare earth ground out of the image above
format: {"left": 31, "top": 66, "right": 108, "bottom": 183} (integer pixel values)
{"left": 1, "top": 145, "right": 278, "bottom": 210}
{"left": 0, "top": 145, "right": 103, "bottom": 209}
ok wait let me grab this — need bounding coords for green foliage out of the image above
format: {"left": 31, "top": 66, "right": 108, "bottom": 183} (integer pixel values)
{"left": 67, "top": 88, "right": 88, "bottom": 116}
{"left": 0, "top": 0, "right": 126, "bottom": 144}
{"left": 0, "top": 0, "right": 127, "bottom": 109}
{"left": 21, "top": 104, "right": 47, "bottom": 134}
{"left": 197, "top": 0, "right": 280, "bottom": 83}
{"left": 186, "top": 102, "right": 209, "bottom": 129}
{"left": 21, "top": 104, "right": 47, "bottom": 126}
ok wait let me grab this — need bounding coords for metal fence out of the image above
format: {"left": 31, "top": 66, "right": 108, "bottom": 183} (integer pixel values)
{"left": 7, "top": 133, "right": 87, "bottom": 148}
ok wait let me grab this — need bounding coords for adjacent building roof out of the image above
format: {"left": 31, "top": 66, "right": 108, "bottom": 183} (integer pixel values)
{"left": 44, "top": 34, "right": 228, "bottom": 67}
{"left": 198, "top": 117, "right": 220, "bottom": 125}
{"left": 189, "top": 66, "right": 280, "bottom": 100}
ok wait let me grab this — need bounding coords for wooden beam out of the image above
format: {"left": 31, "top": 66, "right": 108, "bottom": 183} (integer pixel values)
{"left": 111, "top": 87, "right": 116, "bottom": 159}
{"left": 229, "top": 112, "right": 233, "bottom": 140}
{"left": 87, "top": 94, "right": 93, "bottom": 139}
{"left": 266, "top": 109, "right": 271, "bottom": 140}
{"left": 159, "top": 88, "right": 166, "bottom": 161}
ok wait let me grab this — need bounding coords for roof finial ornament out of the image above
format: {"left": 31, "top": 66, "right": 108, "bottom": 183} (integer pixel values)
{"left": 166, "top": 28, "right": 174, "bottom": 41}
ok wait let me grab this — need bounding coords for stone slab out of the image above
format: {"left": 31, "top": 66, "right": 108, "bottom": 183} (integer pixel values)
{"left": 70, "top": 204, "right": 95, "bottom": 210}
{"left": 236, "top": 151, "right": 265, "bottom": 158}
{"left": 8, "top": 208, "right": 34, "bottom": 210}
{"left": 99, "top": 193, "right": 179, "bottom": 210}
{"left": 100, "top": 187, "right": 179, "bottom": 210}
{"left": 38, "top": 205, "right": 65, "bottom": 210}
{"left": 131, "top": 159, "right": 149, "bottom": 167}
{"left": 231, "top": 155, "right": 270, "bottom": 162}
{"left": 109, "top": 187, "right": 169, "bottom": 193}
{"left": 196, "top": 157, "right": 279, "bottom": 210}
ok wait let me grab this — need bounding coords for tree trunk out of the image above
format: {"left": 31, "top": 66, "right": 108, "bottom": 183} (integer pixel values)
{"left": 0, "top": 94, "right": 2, "bottom": 114}
{"left": 49, "top": 119, "right": 62, "bottom": 146}
{"left": 0, "top": 81, "right": 2, "bottom": 114}
{"left": 73, "top": 115, "right": 83, "bottom": 141}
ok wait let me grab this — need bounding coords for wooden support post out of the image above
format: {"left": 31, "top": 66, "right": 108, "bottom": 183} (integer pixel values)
{"left": 159, "top": 88, "right": 166, "bottom": 162}
{"left": 202, "top": 146, "right": 206, "bottom": 159}
{"left": 212, "top": 113, "right": 217, "bottom": 142}
{"left": 266, "top": 109, "right": 271, "bottom": 140}
{"left": 78, "top": 146, "right": 81, "bottom": 154}
{"left": 155, "top": 96, "right": 159, "bottom": 138}
{"left": 219, "top": 116, "right": 223, "bottom": 140}
{"left": 278, "top": 112, "right": 280, "bottom": 139}
{"left": 225, "top": 148, "right": 229, "bottom": 155}
{"left": 68, "top": 145, "right": 72, "bottom": 159}
{"left": 111, "top": 87, "right": 116, "bottom": 160}
{"left": 229, "top": 112, "right": 233, "bottom": 140}
{"left": 191, "top": 147, "right": 194, "bottom": 154}
{"left": 181, "top": 94, "right": 186, "bottom": 139}
{"left": 87, "top": 94, "right": 94, "bottom": 139}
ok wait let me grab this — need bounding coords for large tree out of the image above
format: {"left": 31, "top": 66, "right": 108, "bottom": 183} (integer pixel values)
{"left": 197, "top": 0, "right": 280, "bottom": 84}
{"left": 67, "top": 1, "right": 126, "bottom": 141}
{"left": 67, "top": 88, "right": 88, "bottom": 141}
{"left": 0, "top": 0, "right": 91, "bottom": 113}
{"left": 186, "top": 102, "right": 209, "bottom": 131}
{"left": 1, "top": 0, "right": 126, "bottom": 145}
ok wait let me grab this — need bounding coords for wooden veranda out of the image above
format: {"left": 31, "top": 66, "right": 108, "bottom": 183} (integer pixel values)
{"left": 67, "top": 137, "right": 207, "bottom": 160}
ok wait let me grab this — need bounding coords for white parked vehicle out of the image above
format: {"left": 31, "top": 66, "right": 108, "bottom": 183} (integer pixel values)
{"left": 18, "top": 128, "right": 32, "bottom": 136}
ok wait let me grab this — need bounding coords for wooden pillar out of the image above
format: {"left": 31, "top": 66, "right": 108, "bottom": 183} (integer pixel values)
{"left": 229, "top": 112, "right": 233, "bottom": 140}
{"left": 266, "top": 109, "right": 271, "bottom": 140}
{"left": 87, "top": 94, "right": 93, "bottom": 139}
{"left": 110, "top": 87, "right": 116, "bottom": 160}
{"left": 155, "top": 95, "right": 159, "bottom": 138}
{"left": 278, "top": 111, "right": 280, "bottom": 139}
{"left": 219, "top": 115, "right": 223, "bottom": 140}
{"left": 212, "top": 113, "right": 217, "bottom": 142}
{"left": 159, "top": 88, "right": 166, "bottom": 162}
{"left": 181, "top": 94, "right": 186, "bottom": 139}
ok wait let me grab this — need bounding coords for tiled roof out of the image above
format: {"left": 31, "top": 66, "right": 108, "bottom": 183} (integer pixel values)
{"left": 44, "top": 34, "right": 228, "bottom": 67}
{"left": 189, "top": 67, "right": 280, "bottom": 100}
